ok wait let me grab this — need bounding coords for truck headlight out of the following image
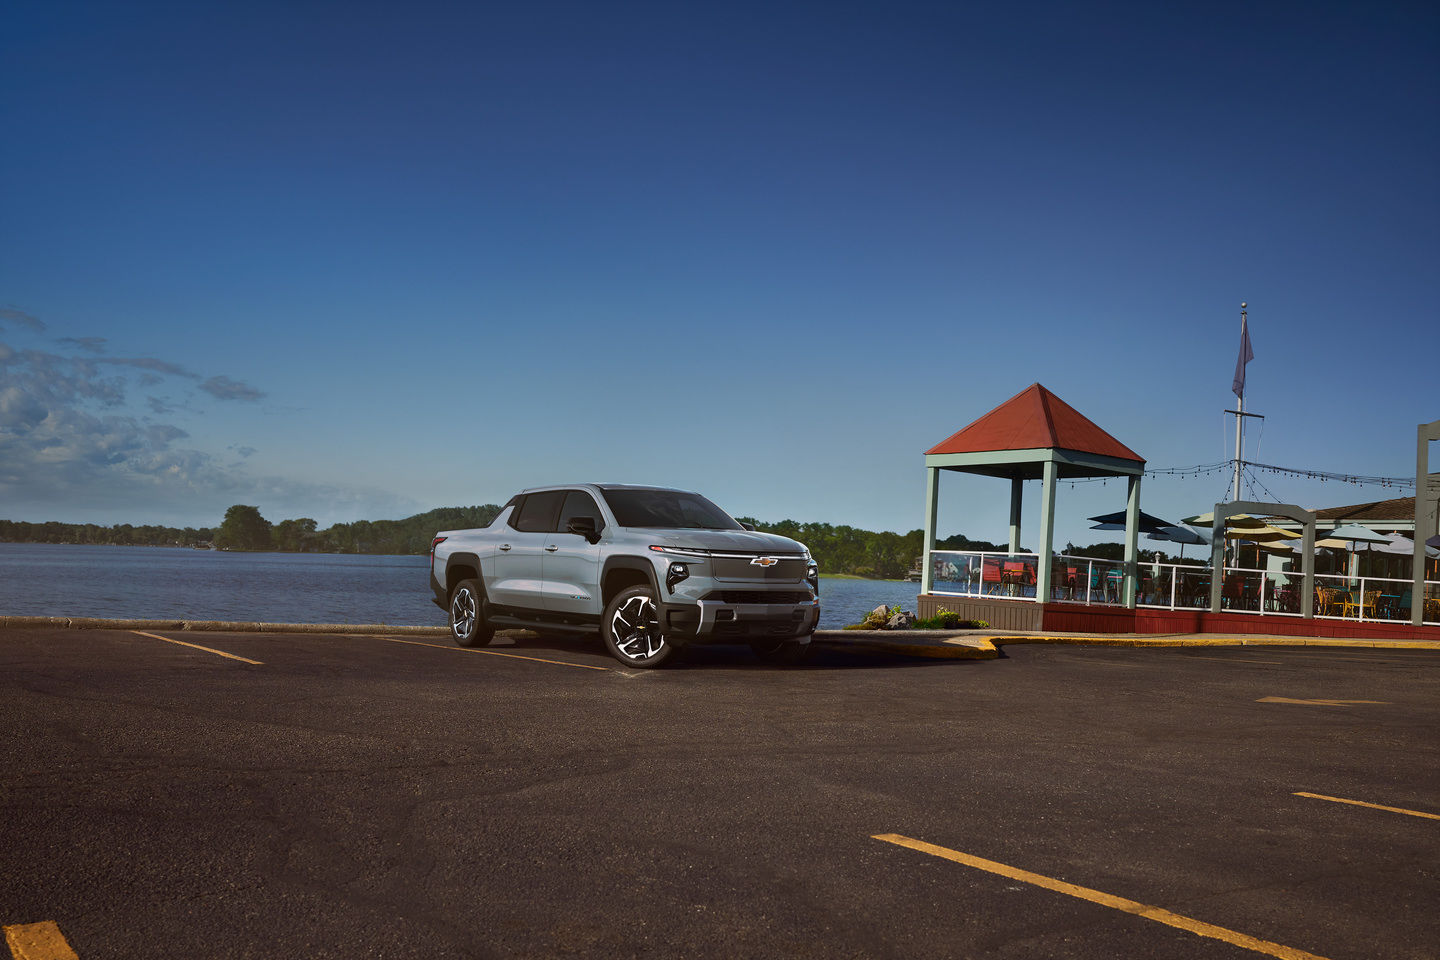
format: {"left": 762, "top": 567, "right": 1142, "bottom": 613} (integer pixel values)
{"left": 666, "top": 562, "right": 690, "bottom": 594}
{"left": 806, "top": 562, "right": 819, "bottom": 594}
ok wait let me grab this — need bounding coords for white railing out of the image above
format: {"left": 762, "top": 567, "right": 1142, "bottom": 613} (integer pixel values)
{"left": 928, "top": 549, "right": 1440, "bottom": 624}
{"left": 1312, "top": 573, "right": 1436, "bottom": 624}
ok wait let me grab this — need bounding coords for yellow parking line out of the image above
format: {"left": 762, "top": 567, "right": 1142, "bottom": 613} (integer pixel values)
{"left": 4, "top": 921, "right": 79, "bottom": 960}
{"left": 1256, "top": 697, "right": 1387, "bottom": 706}
{"left": 1295, "top": 792, "right": 1440, "bottom": 821}
{"left": 131, "top": 631, "right": 262, "bottom": 665}
{"left": 1186, "top": 655, "right": 1283, "bottom": 665}
{"left": 377, "top": 636, "right": 609, "bottom": 671}
{"left": 873, "top": 834, "right": 1330, "bottom": 960}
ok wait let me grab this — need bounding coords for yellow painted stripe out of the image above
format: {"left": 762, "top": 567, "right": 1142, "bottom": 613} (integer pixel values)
{"left": 130, "top": 630, "right": 263, "bottom": 665}
{"left": 377, "top": 636, "right": 609, "bottom": 671}
{"left": 1295, "top": 792, "right": 1440, "bottom": 821}
{"left": 1186, "top": 656, "right": 1283, "bottom": 665}
{"left": 4, "top": 921, "right": 79, "bottom": 960}
{"left": 1256, "top": 697, "right": 1387, "bottom": 706}
{"left": 872, "top": 834, "right": 1331, "bottom": 960}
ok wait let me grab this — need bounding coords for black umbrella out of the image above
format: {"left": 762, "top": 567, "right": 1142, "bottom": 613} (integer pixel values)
{"left": 1087, "top": 510, "right": 1176, "bottom": 536}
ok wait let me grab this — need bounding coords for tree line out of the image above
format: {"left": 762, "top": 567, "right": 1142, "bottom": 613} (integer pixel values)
{"left": 1, "top": 507, "right": 1187, "bottom": 578}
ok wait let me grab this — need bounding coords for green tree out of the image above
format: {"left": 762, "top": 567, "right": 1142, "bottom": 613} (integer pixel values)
{"left": 215, "top": 505, "right": 273, "bottom": 551}
{"left": 273, "top": 518, "right": 319, "bottom": 552}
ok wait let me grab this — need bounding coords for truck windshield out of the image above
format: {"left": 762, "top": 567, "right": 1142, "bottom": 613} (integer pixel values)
{"left": 600, "top": 489, "right": 743, "bottom": 530}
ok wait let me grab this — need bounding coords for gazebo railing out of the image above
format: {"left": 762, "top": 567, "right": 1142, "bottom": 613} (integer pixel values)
{"left": 929, "top": 550, "right": 1044, "bottom": 600}
{"left": 927, "top": 549, "right": 1440, "bottom": 624}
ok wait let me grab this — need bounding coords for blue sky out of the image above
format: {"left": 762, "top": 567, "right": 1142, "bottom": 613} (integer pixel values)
{"left": 2, "top": 1, "right": 1436, "bottom": 549}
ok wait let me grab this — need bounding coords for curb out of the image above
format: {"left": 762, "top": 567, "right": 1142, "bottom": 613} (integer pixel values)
{"left": 1, "top": 617, "right": 1433, "bottom": 654}
{"left": 981, "top": 634, "right": 1440, "bottom": 651}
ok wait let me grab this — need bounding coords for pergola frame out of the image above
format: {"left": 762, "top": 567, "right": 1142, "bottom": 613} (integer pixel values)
{"left": 1206, "top": 501, "right": 1316, "bottom": 618}
{"left": 1414, "top": 419, "right": 1440, "bottom": 626}
{"left": 921, "top": 448, "right": 1145, "bottom": 606}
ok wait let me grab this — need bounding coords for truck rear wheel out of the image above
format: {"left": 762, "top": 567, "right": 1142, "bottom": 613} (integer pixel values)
{"left": 450, "top": 579, "right": 494, "bottom": 647}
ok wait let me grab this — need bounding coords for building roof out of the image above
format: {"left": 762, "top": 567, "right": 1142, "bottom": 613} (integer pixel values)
{"left": 1312, "top": 496, "right": 1415, "bottom": 523}
{"left": 926, "top": 383, "right": 1144, "bottom": 463}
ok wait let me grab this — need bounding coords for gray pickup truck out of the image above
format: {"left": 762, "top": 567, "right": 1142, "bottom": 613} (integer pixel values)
{"left": 429, "top": 484, "right": 820, "bottom": 667}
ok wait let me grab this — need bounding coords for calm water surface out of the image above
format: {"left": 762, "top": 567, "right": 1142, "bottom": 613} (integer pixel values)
{"left": 0, "top": 543, "right": 919, "bottom": 629}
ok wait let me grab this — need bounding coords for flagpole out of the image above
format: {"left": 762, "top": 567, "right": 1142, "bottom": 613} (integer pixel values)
{"left": 1232, "top": 302, "right": 1246, "bottom": 504}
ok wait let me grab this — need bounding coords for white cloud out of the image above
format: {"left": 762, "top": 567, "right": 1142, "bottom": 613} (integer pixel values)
{"left": 0, "top": 318, "right": 407, "bottom": 526}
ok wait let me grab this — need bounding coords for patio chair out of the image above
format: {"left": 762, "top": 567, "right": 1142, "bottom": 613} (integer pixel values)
{"left": 1222, "top": 576, "right": 1245, "bottom": 610}
{"left": 1341, "top": 590, "right": 1380, "bottom": 619}
{"left": 981, "top": 560, "right": 1003, "bottom": 595}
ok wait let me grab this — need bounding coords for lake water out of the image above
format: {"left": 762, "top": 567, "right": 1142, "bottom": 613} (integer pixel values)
{"left": 0, "top": 543, "right": 920, "bottom": 630}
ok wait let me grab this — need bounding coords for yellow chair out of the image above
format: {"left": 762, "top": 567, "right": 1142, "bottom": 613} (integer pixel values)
{"left": 1341, "top": 590, "right": 1380, "bottom": 619}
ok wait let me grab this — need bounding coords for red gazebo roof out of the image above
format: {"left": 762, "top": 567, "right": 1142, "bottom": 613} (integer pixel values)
{"left": 926, "top": 383, "right": 1144, "bottom": 463}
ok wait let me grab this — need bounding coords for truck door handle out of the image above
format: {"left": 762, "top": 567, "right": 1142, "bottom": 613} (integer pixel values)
{"left": 499, "top": 544, "right": 512, "bottom": 551}
{"left": 545, "top": 544, "right": 559, "bottom": 552}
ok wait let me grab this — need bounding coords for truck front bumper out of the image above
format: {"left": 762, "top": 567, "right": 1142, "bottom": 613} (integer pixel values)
{"left": 660, "top": 598, "right": 819, "bottom": 643}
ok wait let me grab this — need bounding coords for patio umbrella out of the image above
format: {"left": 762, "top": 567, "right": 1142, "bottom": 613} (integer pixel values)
{"left": 1223, "top": 522, "right": 1300, "bottom": 542}
{"left": 1087, "top": 510, "right": 1175, "bottom": 535}
{"left": 1428, "top": 535, "right": 1440, "bottom": 550}
{"left": 1314, "top": 523, "right": 1393, "bottom": 576}
{"left": 1146, "top": 524, "right": 1208, "bottom": 559}
{"left": 1314, "top": 523, "right": 1392, "bottom": 550}
{"left": 1358, "top": 532, "right": 1439, "bottom": 558}
{"left": 1181, "top": 511, "right": 1268, "bottom": 529}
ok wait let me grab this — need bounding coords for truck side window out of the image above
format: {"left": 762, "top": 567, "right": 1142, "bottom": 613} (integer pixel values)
{"left": 558, "top": 491, "right": 606, "bottom": 535}
{"left": 512, "top": 491, "right": 565, "bottom": 532}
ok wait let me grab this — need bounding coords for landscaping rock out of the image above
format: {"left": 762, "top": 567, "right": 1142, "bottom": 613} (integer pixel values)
{"left": 886, "top": 610, "right": 915, "bottom": 630}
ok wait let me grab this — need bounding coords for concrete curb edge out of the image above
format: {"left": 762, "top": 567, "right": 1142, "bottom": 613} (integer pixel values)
{"left": 0, "top": 617, "right": 1433, "bottom": 653}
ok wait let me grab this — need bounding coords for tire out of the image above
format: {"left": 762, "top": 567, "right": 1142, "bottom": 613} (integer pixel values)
{"left": 449, "top": 578, "right": 494, "bottom": 647}
{"left": 602, "top": 584, "right": 680, "bottom": 668}
{"left": 751, "top": 636, "right": 812, "bottom": 666}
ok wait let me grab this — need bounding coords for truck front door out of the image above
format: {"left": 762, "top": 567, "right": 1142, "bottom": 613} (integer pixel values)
{"left": 542, "top": 490, "right": 605, "bottom": 618}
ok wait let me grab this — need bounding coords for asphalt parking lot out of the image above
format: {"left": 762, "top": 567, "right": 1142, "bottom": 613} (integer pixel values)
{"left": 2, "top": 627, "right": 1437, "bottom": 959}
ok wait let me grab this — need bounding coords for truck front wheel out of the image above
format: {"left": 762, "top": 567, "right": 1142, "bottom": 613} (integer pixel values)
{"left": 602, "top": 585, "right": 680, "bottom": 668}
{"left": 450, "top": 579, "right": 494, "bottom": 647}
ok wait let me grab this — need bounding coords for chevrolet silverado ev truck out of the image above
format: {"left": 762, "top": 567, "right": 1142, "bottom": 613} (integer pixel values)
{"left": 429, "top": 484, "right": 820, "bottom": 667}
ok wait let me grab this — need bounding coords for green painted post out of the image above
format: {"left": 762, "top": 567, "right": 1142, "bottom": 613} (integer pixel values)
{"left": 1008, "top": 477, "right": 1023, "bottom": 555}
{"left": 1124, "top": 475, "right": 1141, "bottom": 608}
{"left": 921, "top": 466, "right": 940, "bottom": 597}
{"left": 1036, "top": 458, "right": 1057, "bottom": 604}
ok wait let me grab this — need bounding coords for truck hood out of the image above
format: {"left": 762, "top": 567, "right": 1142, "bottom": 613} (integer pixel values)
{"left": 640, "top": 529, "right": 808, "bottom": 555}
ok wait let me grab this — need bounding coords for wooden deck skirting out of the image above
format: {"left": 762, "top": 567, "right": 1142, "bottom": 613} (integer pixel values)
{"left": 917, "top": 594, "right": 1044, "bottom": 631}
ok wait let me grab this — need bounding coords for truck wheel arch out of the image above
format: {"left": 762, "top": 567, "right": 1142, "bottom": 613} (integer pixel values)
{"left": 446, "top": 554, "right": 482, "bottom": 597}
{"left": 601, "top": 556, "right": 658, "bottom": 606}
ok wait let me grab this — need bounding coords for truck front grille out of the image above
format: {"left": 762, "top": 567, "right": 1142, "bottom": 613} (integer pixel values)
{"left": 710, "top": 557, "right": 807, "bottom": 580}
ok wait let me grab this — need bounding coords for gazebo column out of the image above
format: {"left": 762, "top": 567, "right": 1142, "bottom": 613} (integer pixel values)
{"left": 1123, "top": 475, "right": 1141, "bottom": 608}
{"left": 921, "top": 466, "right": 940, "bottom": 596}
{"left": 1008, "top": 477, "right": 1023, "bottom": 554}
{"left": 1036, "top": 458, "right": 1058, "bottom": 603}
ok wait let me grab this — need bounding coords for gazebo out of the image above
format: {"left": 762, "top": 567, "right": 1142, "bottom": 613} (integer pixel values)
{"left": 919, "top": 384, "right": 1146, "bottom": 629}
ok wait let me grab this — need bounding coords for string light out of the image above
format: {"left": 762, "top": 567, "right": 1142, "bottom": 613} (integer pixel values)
{"left": 1063, "top": 459, "right": 1413, "bottom": 491}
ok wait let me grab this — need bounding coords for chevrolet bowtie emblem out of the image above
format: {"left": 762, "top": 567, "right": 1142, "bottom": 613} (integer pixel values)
{"left": 750, "top": 557, "right": 779, "bottom": 567}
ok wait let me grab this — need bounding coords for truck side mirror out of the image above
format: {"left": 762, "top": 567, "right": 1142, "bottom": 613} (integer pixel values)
{"left": 567, "top": 516, "right": 601, "bottom": 543}
{"left": 740, "top": 522, "right": 756, "bottom": 531}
